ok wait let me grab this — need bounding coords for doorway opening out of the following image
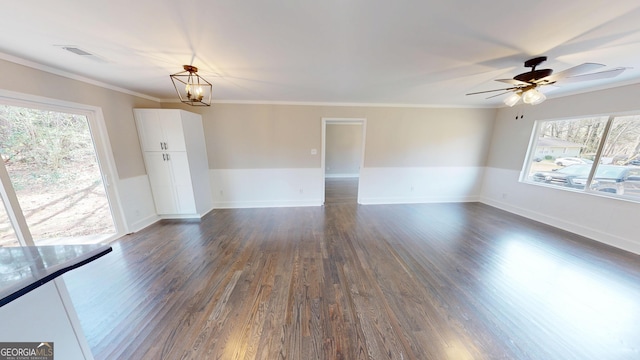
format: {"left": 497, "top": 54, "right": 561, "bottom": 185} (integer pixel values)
{"left": 322, "top": 118, "right": 366, "bottom": 205}
{"left": 0, "top": 95, "right": 125, "bottom": 246}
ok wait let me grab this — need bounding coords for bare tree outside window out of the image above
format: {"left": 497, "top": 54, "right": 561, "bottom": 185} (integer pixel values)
{"left": 0, "top": 105, "right": 115, "bottom": 246}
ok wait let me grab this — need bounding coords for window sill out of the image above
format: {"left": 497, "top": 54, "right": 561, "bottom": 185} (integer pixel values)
{"left": 521, "top": 179, "right": 640, "bottom": 205}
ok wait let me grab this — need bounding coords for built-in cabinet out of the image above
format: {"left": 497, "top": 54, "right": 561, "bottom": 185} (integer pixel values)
{"left": 134, "top": 109, "right": 212, "bottom": 218}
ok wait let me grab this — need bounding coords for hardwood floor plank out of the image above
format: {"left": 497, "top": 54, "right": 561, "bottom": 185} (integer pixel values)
{"left": 190, "top": 270, "right": 243, "bottom": 355}
{"left": 324, "top": 177, "right": 359, "bottom": 205}
{"left": 62, "top": 185, "right": 640, "bottom": 359}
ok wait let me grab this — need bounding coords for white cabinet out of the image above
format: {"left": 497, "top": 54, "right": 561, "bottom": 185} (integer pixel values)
{"left": 135, "top": 109, "right": 187, "bottom": 152}
{"left": 143, "top": 152, "right": 197, "bottom": 214}
{"left": 134, "top": 109, "right": 212, "bottom": 218}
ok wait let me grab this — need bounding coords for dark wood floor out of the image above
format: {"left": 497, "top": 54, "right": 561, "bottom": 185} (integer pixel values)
{"left": 63, "top": 180, "right": 640, "bottom": 359}
{"left": 324, "top": 177, "right": 358, "bottom": 204}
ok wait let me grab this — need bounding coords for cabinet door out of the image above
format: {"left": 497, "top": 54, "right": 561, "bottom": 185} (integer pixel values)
{"left": 134, "top": 110, "right": 166, "bottom": 152}
{"left": 158, "top": 111, "right": 186, "bottom": 152}
{"left": 143, "top": 152, "right": 178, "bottom": 214}
{"left": 166, "top": 152, "right": 196, "bottom": 213}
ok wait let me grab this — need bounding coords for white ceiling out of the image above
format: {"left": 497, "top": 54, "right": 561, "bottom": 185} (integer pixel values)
{"left": 2, "top": 1, "right": 640, "bottom": 107}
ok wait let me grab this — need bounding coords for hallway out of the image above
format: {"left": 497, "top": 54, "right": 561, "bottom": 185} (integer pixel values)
{"left": 324, "top": 177, "right": 358, "bottom": 205}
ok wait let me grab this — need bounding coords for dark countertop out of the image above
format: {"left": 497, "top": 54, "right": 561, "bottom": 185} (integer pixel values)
{"left": 0, "top": 244, "right": 112, "bottom": 307}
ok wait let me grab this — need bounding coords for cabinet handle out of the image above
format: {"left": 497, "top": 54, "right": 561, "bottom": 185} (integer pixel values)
{"left": 162, "top": 153, "right": 166, "bottom": 161}
{"left": 164, "top": 142, "right": 168, "bottom": 150}
{"left": 160, "top": 142, "right": 164, "bottom": 150}
{"left": 166, "top": 153, "right": 170, "bottom": 161}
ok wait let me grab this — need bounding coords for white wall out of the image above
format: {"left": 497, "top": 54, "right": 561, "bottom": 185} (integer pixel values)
{"left": 359, "top": 167, "right": 483, "bottom": 204}
{"left": 0, "top": 279, "right": 94, "bottom": 359}
{"left": 208, "top": 166, "right": 485, "bottom": 208}
{"left": 481, "top": 83, "right": 640, "bottom": 255}
{"left": 117, "top": 175, "right": 158, "bottom": 232}
{"left": 210, "top": 168, "right": 323, "bottom": 208}
{"left": 481, "top": 168, "right": 640, "bottom": 254}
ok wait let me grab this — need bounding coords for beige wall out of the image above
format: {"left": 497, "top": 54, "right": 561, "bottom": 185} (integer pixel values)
{"left": 364, "top": 107, "right": 496, "bottom": 167}
{"left": 0, "top": 58, "right": 159, "bottom": 179}
{"left": 164, "top": 103, "right": 497, "bottom": 170}
{"left": 205, "top": 104, "right": 323, "bottom": 169}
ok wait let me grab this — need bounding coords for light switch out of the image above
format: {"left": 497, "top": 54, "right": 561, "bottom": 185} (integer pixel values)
{"left": 310, "top": 148, "right": 317, "bottom": 155}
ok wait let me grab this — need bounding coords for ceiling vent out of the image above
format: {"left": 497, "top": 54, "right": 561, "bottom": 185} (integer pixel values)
{"left": 55, "top": 45, "right": 108, "bottom": 63}
{"left": 62, "top": 47, "right": 93, "bottom": 56}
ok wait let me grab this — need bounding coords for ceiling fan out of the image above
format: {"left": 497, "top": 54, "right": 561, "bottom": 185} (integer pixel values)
{"left": 467, "top": 56, "right": 626, "bottom": 106}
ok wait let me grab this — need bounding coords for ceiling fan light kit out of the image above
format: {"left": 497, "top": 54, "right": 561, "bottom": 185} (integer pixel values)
{"left": 522, "top": 88, "right": 546, "bottom": 105}
{"left": 501, "top": 87, "right": 546, "bottom": 107}
{"left": 170, "top": 65, "right": 213, "bottom": 106}
{"left": 503, "top": 92, "right": 521, "bottom": 107}
{"left": 468, "top": 56, "right": 625, "bottom": 107}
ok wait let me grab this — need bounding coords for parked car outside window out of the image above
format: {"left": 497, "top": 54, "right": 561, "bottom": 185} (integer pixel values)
{"left": 554, "top": 157, "right": 593, "bottom": 166}
{"left": 532, "top": 164, "right": 640, "bottom": 196}
{"left": 532, "top": 164, "right": 591, "bottom": 188}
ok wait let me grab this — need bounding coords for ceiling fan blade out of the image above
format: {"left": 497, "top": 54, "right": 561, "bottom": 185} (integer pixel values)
{"left": 495, "top": 78, "right": 530, "bottom": 86}
{"left": 466, "top": 87, "right": 518, "bottom": 96}
{"left": 537, "top": 63, "right": 605, "bottom": 84}
{"left": 556, "top": 67, "right": 627, "bottom": 84}
{"left": 486, "top": 90, "right": 514, "bottom": 99}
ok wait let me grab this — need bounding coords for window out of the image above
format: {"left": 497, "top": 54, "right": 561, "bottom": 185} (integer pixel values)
{"left": 0, "top": 92, "right": 125, "bottom": 246}
{"left": 523, "top": 115, "right": 640, "bottom": 201}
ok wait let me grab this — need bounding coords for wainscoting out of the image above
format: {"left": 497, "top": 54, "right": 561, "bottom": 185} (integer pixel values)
{"left": 481, "top": 167, "right": 640, "bottom": 255}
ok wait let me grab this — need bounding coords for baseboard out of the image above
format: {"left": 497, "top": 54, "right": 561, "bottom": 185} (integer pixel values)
{"left": 128, "top": 214, "right": 160, "bottom": 233}
{"left": 480, "top": 196, "right": 640, "bottom": 255}
{"left": 213, "top": 199, "right": 323, "bottom": 209}
{"left": 325, "top": 174, "right": 359, "bottom": 178}
{"left": 159, "top": 213, "right": 206, "bottom": 220}
{"left": 197, "top": 205, "right": 215, "bottom": 218}
{"left": 359, "top": 195, "right": 480, "bottom": 205}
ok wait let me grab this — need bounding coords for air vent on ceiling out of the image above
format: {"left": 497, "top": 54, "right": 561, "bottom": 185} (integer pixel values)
{"left": 55, "top": 45, "right": 108, "bottom": 63}
{"left": 62, "top": 47, "right": 93, "bottom": 56}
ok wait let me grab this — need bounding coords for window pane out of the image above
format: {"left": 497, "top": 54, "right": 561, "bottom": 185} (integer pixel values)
{"left": 589, "top": 115, "right": 640, "bottom": 199}
{"left": 0, "top": 105, "right": 116, "bottom": 245}
{"left": 525, "top": 117, "right": 608, "bottom": 190}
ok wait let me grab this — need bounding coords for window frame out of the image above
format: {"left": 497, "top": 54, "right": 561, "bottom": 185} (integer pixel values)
{"left": 0, "top": 89, "right": 128, "bottom": 245}
{"left": 521, "top": 113, "right": 640, "bottom": 203}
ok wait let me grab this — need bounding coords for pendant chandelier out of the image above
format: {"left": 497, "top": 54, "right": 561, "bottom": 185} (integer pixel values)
{"left": 170, "top": 65, "right": 212, "bottom": 106}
